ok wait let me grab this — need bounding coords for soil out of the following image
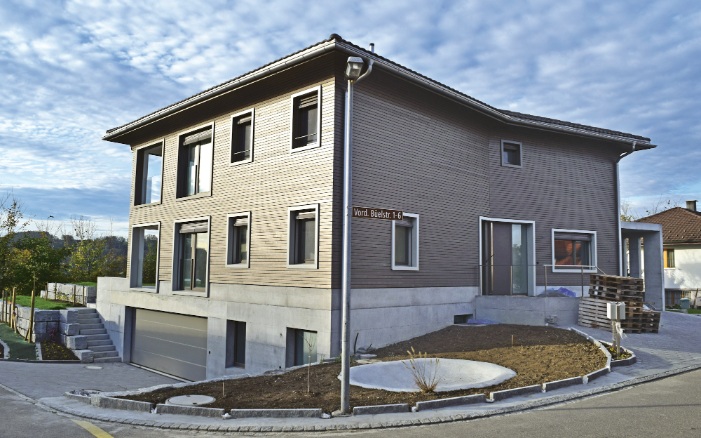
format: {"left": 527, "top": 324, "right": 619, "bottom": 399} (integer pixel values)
{"left": 122, "top": 324, "right": 606, "bottom": 414}
{"left": 40, "top": 340, "right": 79, "bottom": 361}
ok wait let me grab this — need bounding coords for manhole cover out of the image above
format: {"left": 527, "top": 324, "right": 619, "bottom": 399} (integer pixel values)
{"left": 166, "top": 395, "right": 216, "bottom": 406}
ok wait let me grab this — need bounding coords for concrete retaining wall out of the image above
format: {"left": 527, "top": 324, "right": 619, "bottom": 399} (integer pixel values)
{"left": 475, "top": 295, "right": 580, "bottom": 326}
{"left": 0, "top": 300, "right": 61, "bottom": 342}
{"left": 43, "top": 283, "right": 96, "bottom": 305}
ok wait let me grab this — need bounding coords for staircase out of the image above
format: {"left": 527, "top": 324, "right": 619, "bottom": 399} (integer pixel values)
{"left": 63, "top": 308, "right": 120, "bottom": 363}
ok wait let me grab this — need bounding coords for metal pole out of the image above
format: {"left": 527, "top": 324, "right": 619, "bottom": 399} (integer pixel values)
{"left": 340, "top": 78, "right": 354, "bottom": 415}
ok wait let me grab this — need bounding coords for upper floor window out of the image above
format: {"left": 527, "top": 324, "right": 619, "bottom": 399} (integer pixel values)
{"left": 134, "top": 143, "right": 163, "bottom": 205}
{"left": 664, "top": 248, "right": 675, "bottom": 268}
{"left": 177, "top": 126, "right": 213, "bottom": 198}
{"left": 552, "top": 229, "right": 596, "bottom": 272}
{"left": 175, "top": 219, "right": 209, "bottom": 292}
{"left": 226, "top": 213, "right": 250, "bottom": 267}
{"left": 291, "top": 87, "right": 320, "bottom": 150}
{"left": 130, "top": 223, "right": 160, "bottom": 290}
{"left": 231, "top": 110, "right": 253, "bottom": 164}
{"left": 501, "top": 140, "right": 522, "bottom": 167}
{"left": 288, "top": 205, "right": 318, "bottom": 268}
{"left": 392, "top": 213, "right": 419, "bottom": 270}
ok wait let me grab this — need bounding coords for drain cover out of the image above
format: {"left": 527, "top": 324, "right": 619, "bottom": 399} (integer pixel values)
{"left": 85, "top": 365, "right": 103, "bottom": 370}
{"left": 166, "top": 395, "right": 216, "bottom": 406}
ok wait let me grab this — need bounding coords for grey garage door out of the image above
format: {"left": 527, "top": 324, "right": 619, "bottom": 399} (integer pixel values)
{"left": 132, "top": 309, "right": 207, "bottom": 381}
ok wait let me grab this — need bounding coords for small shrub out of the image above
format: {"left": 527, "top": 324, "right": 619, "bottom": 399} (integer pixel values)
{"left": 403, "top": 346, "right": 440, "bottom": 393}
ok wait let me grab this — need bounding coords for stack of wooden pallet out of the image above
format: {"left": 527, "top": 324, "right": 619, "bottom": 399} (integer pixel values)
{"left": 578, "top": 274, "right": 660, "bottom": 333}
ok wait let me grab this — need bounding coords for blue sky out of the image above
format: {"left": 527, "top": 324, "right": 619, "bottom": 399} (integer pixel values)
{"left": 1, "top": 0, "right": 700, "bottom": 236}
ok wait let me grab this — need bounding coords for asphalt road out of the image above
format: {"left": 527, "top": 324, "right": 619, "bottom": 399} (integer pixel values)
{"left": 1, "top": 368, "right": 699, "bottom": 437}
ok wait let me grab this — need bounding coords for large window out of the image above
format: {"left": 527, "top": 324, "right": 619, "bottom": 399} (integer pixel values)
{"left": 226, "top": 320, "right": 246, "bottom": 368}
{"left": 288, "top": 205, "right": 318, "bottom": 267}
{"left": 392, "top": 213, "right": 419, "bottom": 270}
{"left": 231, "top": 110, "right": 253, "bottom": 164}
{"left": 175, "top": 220, "right": 209, "bottom": 292}
{"left": 134, "top": 143, "right": 163, "bottom": 205}
{"left": 552, "top": 229, "right": 596, "bottom": 272}
{"left": 291, "top": 87, "right": 320, "bottom": 150}
{"left": 226, "top": 213, "right": 250, "bottom": 267}
{"left": 130, "top": 224, "right": 160, "bottom": 289}
{"left": 664, "top": 248, "right": 675, "bottom": 268}
{"left": 501, "top": 140, "right": 522, "bottom": 167}
{"left": 177, "top": 126, "right": 213, "bottom": 198}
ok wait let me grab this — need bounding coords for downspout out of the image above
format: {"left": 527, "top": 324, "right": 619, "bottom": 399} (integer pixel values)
{"left": 616, "top": 141, "right": 637, "bottom": 276}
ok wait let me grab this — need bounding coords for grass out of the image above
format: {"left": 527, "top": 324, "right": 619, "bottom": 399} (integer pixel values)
{"left": 11, "top": 295, "right": 80, "bottom": 310}
{"left": 0, "top": 323, "right": 36, "bottom": 360}
{"left": 75, "top": 281, "right": 97, "bottom": 287}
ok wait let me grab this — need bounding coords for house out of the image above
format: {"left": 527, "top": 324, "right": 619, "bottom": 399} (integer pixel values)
{"left": 638, "top": 201, "right": 701, "bottom": 307}
{"left": 98, "top": 34, "right": 654, "bottom": 381}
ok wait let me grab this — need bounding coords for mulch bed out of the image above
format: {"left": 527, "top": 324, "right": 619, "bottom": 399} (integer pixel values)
{"left": 121, "top": 324, "right": 607, "bottom": 414}
{"left": 40, "top": 340, "right": 79, "bottom": 361}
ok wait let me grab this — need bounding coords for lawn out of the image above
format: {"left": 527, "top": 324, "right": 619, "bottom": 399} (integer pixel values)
{"left": 11, "top": 295, "right": 81, "bottom": 310}
{"left": 0, "top": 324, "right": 36, "bottom": 360}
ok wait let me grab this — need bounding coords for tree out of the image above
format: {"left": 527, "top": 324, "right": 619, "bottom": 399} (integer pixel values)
{"left": 0, "top": 194, "right": 27, "bottom": 293}
{"left": 11, "top": 232, "right": 68, "bottom": 294}
{"left": 66, "top": 216, "right": 105, "bottom": 282}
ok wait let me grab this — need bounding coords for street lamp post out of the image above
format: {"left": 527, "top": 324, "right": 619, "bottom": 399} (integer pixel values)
{"left": 340, "top": 55, "right": 372, "bottom": 414}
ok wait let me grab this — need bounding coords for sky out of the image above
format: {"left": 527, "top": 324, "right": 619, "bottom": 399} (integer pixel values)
{"left": 1, "top": 0, "right": 700, "bottom": 237}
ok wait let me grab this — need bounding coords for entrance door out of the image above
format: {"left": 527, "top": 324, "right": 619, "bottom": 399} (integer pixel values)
{"left": 482, "top": 221, "right": 531, "bottom": 295}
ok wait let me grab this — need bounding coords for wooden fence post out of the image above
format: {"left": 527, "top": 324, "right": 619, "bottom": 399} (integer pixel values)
{"left": 26, "top": 288, "right": 36, "bottom": 342}
{"left": 72, "top": 285, "right": 76, "bottom": 305}
{"left": 10, "top": 287, "right": 17, "bottom": 332}
{"left": 1, "top": 289, "right": 5, "bottom": 323}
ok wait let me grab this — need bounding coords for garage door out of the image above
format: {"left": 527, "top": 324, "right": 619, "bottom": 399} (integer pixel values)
{"left": 131, "top": 309, "right": 207, "bottom": 381}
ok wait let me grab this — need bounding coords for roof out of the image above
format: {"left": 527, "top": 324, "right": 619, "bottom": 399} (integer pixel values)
{"left": 638, "top": 207, "right": 701, "bottom": 245}
{"left": 104, "top": 34, "right": 655, "bottom": 150}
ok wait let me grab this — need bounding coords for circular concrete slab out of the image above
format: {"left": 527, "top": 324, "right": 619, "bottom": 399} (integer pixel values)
{"left": 166, "top": 395, "right": 216, "bottom": 406}
{"left": 347, "top": 358, "right": 516, "bottom": 392}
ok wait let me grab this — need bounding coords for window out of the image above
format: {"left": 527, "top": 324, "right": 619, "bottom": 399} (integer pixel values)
{"left": 286, "top": 328, "right": 317, "bottom": 366}
{"left": 226, "top": 320, "right": 246, "bottom": 368}
{"left": 130, "top": 224, "right": 160, "bottom": 289}
{"left": 664, "top": 249, "right": 675, "bottom": 268}
{"left": 177, "top": 126, "right": 213, "bottom": 198}
{"left": 226, "top": 213, "right": 250, "bottom": 267}
{"left": 175, "top": 220, "right": 209, "bottom": 292}
{"left": 134, "top": 143, "right": 163, "bottom": 205}
{"left": 231, "top": 110, "right": 253, "bottom": 164}
{"left": 552, "top": 230, "right": 596, "bottom": 272}
{"left": 288, "top": 205, "right": 318, "bottom": 267}
{"left": 291, "top": 87, "right": 320, "bottom": 150}
{"left": 501, "top": 140, "right": 522, "bottom": 167}
{"left": 392, "top": 213, "right": 419, "bottom": 270}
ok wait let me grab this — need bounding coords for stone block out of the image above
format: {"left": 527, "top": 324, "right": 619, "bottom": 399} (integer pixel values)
{"left": 92, "top": 396, "right": 153, "bottom": 412}
{"left": 67, "top": 335, "right": 88, "bottom": 350}
{"left": 352, "top": 403, "right": 410, "bottom": 415}
{"left": 33, "top": 310, "right": 59, "bottom": 322}
{"left": 156, "top": 404, "right": 225, "bottom": 417}
{"left": 489, "top": 384, "right": 543, "bottom": 401}
{"left": 414, "top": 394, "right": 486, "bottom": 411}
{"left": 60, "top": 323, "right": 80, "bottom": 336}
{"left": 74, "top": 349, "right": 93, "bottom": 363}
{"left": 227, "top": 408, "right": 323, "bottom": 418}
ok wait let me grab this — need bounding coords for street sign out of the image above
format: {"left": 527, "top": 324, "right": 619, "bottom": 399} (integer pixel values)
{"left": 352, "top": 206, "right": 404, "bottom": 220}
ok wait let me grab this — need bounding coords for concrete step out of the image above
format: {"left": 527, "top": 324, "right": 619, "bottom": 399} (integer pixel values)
{"left": 76, "top": 316, "right": 101, "bottom": 324}
{"left": 77, "top": 323, "right": 104, "bottom": 330}
{"left": 80, "top": 328, "right": 107, "bottom": 335}
{"left": 72, "top": 308, "right": 97, "bottom": 314}
{"left": 93, "top": 357, "right": 121, "bottom": 363}
{"left": 89, "top": 345, "right": 116, "bottom": 352}
{"left": 92, "top": 350, "right": 119, "bottom": 359}
{"left": 84, "top": 334, "right": 110, "bottom": 342}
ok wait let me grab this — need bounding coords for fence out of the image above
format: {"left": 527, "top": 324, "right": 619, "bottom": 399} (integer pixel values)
{"left": 476, "top": 264, "right": 605, "bottom": 296}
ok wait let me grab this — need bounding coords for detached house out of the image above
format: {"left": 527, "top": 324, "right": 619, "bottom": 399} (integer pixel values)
{"left": 98, "top": 34, "right": 654, "bottom": 381}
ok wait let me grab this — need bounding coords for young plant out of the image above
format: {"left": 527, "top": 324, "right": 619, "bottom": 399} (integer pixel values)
{"left": 403, "top": 346, "right": 441, "bottom": 393}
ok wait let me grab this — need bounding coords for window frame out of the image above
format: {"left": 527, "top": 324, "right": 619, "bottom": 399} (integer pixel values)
{"left": 501, "top": 140, "right": 522, "bottom": 168}
{"left": 287, "top": 204, "right": 320, "bottom": 269}
{"left": 551, "top": 229, "right": 597, "bottom": 273}
{"left": 664, "top": 248, "right": 675, "bottom": 268}
{"left": 225, "top": 211, "right": 251, "bottom": 268}
{"left": 172, "top": 216, "right": 211, "bottom": 295}
{"left": 286, "top": 328, "right": 317, "bottom": 367}
{"left": 391, "top": 213, "right": 419, "bottom": 271}
{"left": 134, "top": 141, "right": 164, "bottom": 206}
{"left": 129, "top": 222, "right": 161, "bottom": 292}
{"left": 176, "top": 122, "right": 215, "bottom": 199}
{"left": 230, "top": 109, "right": 254, "bottom": 165}
{"left": 290, "top": 86, "right": 322, "bottom": 152}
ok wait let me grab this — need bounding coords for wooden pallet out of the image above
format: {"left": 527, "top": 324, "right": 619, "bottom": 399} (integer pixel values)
{"left": 578, "top": 297, "right": 660, "bottom": 333}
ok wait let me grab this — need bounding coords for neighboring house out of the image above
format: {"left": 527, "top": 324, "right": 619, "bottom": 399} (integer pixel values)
{"left": 98, "top": 34, "right": 654, "bottom": 381}
{"left": 638, "top": 201, "right": 701, "bottom": 306}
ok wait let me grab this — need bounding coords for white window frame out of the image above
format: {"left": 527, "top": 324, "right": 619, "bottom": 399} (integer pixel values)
{"left": 134, "top": 140, "right": 164, "bottom": 206}
{"left": 225, "top": 211, "right": 251, "bottom": 268}
{"left": 172, "top": 216, "right": 211, "bottom": 296}
{"left": 501, "top": 140, "right": 522, "bottom": 168}
{"left": 552, "top": 228, "right": 597, "bottom": 273}
{"left": 176, "top": 122, "right": 215, "bottom": 199}
{"left": 290, "top": 86, "right": 322, "bottom": 152}
{"left": 287, "top": 204, "right": 320, "bottom": 269}
{"left": 230, "top": 109, "right": 254, "bottom": 165}
{"left": 129, "top": 222, "right": 161, "bottom": 292}
{"left": 391, "top": 213, "right": 419, "bottom": 271}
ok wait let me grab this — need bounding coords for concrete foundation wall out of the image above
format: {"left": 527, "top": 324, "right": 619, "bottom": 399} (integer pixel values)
{"left": 475, "top": 295, "right": 580, "bottom": 327}
{"left": 97, "top": 278, "right": 478, "bottom": 378}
